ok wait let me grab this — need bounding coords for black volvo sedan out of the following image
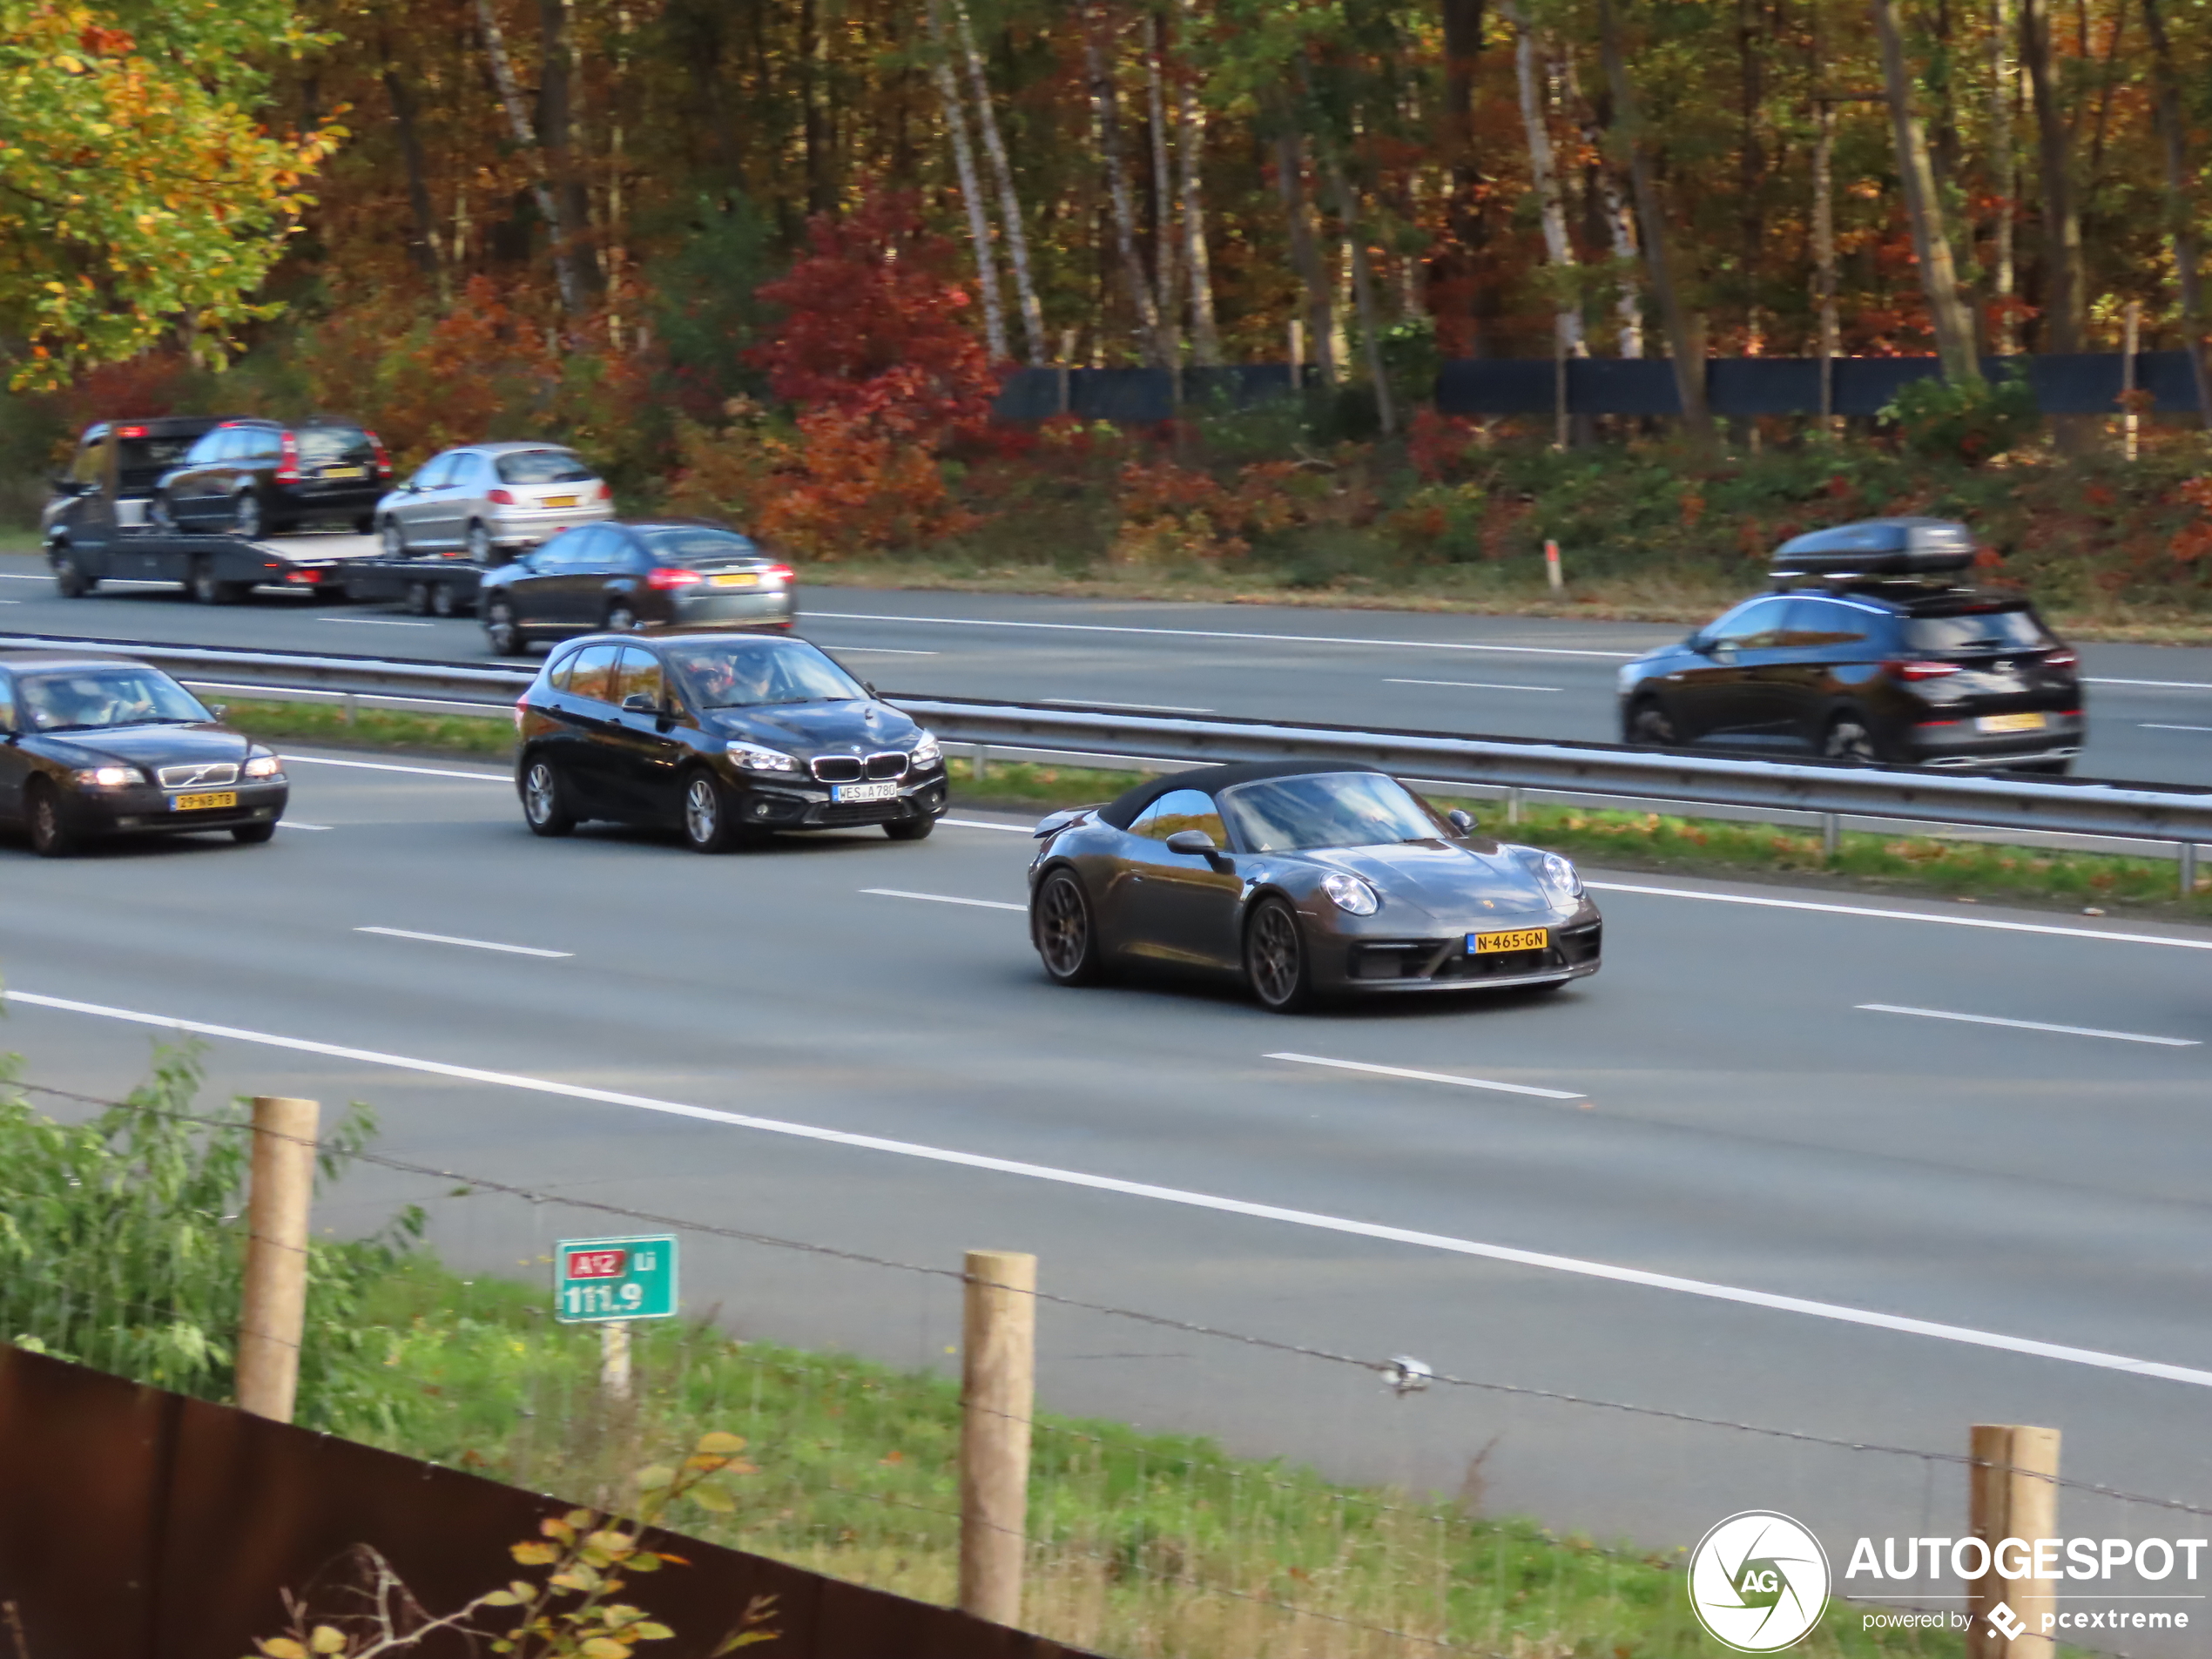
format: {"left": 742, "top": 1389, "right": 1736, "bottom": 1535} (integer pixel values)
{"left": 1026, "top": 761, "right": 1602, "bottom": 1012}
{"left": 1, "top": 653, "right": 288, "bottom": 856}
{"left": 514, "top": 631, "right": 946, "bottom": 851}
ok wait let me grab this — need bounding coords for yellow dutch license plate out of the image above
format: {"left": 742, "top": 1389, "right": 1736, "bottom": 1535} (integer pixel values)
{"left": 542, "top": 494, "right": 577, "bottom": 508}
{"left": 710, "top": 572, "right": 759, "bottom": 588}
{"left": 320, "top": 466, "right": 365, "bottom": 480}
{"left": 1978, "top": 711, "right": 2047, "bottom": 733}
{"left": 1470, "top": 927, "right": 1549, "bottom": 954}
{"left": 172, "top": 791, "right": 238, "bottom": 812}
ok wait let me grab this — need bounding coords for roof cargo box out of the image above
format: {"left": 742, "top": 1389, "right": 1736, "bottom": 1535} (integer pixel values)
{"left": 1772, "top": 516, "right": 1976, "bottom": 577}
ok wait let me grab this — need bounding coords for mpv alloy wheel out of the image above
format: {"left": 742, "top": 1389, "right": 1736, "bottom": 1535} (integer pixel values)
{"left": 1823, "top": 713, "right": 1880, "bottom": 764}
{"left": 1244, "top": 897, "right": 1314, "bottom": 1013}
{"left": 522, "top": 759, "right": 575, "bottom": 836}
{"left": 1035, "top": 868, "right": 1103, "bottom": 984}
{"left": 682, "top": 772, "right": 737, "bottom": 853}
{"left": 233, "top": 492, "right": 263, "bottom": 540}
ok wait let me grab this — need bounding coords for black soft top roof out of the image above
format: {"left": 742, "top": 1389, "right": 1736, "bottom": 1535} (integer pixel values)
{"left": 1096, "top": 759, "right": 1386, "bottom": 829}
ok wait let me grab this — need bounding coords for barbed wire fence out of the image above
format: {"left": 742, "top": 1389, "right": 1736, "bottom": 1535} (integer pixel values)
{"left": 5, "top": 1071, "right": 2204, "bottom": 1658}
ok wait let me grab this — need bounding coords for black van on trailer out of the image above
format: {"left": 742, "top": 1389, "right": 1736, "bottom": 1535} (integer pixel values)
{"left": 43, "top": 426, "right": 364, "bottom": 605}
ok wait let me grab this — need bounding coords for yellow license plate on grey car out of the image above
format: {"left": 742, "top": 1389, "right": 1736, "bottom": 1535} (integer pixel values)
{"left": 1470, "top": 927, "right": 1548, "bottom": 954}
{"left": 171, "top": 792, "right": 238, "bottom": 812}
{"left": 542, "top": 495, "right": 577, "bottom": 508}
{"left": 1978, "top": 711, "right": 2046, "bottom": 733}
{"left": 710, "top": 572, "right": 759, "bottom": 587}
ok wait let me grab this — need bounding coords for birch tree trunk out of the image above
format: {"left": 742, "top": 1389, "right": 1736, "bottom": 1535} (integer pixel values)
{"left": 1173, "top": 0, "right": 1223, "bottom": 363}
{"left": 954, "top": 0, "right": 1046, "bottom": 363}
{"left": 2141, "top": 0, "right": 2212, "bottom": 428}
{"left": 1595, "top": 0, "right": 1715, "bottom": 440}
{"left": 1319, "top": 149, "right": 1397, "bottom": 433}
{"left": 2019, "top": 0, "right": 2082, "bottom": 353}
{"left": 1143, "top": 12, "right": 1182, "bottom": 361}
{"left": 927, "top": 0, "right": 1009, "bottom": 361}
{"left": 1083, "top": 5, "right": 1169, "bottom": 365}
{"left": 1986, "top": 0, "right": 2019, "bottom": 352}
{"left": 1273, "top": 128, "right": 1339, "bottom": 384}
{"left": 473, "top": 0, "right": 584, "bottom": 316}
{"left": 1503, "top": 2, "right": 1585, "bottom": 359}
{"left": 1565, "top": 55, "right": 1643, "bottom": 355}
{"left": 1868, "top": 0, "right": 1982, "bottom": 380}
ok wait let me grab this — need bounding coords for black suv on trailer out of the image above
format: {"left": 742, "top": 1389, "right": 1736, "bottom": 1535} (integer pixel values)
{"left": 152, "top": 417, "right": 391, "bottom": 539}
{"left": 1617, "top": 517, "right": 2082, "bottom": 773}
{"left": 44, "top": 417, "right": 224, "bottom": 550}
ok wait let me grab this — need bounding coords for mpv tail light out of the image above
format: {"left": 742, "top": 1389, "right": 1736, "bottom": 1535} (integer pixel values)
{"left": 368, "top": 429, "right": 392, "bottom": 476}
{"left": 1891, "top": 660, "right": 1960, "bottom": 681}
{"left": 647, "top": 566, "right": 704, "bottom": 590}
{"left": 275, "top": 431, "right": 300, "bottom": 484}
{"left": 487, "top": 489, "right": 517, "bottom": 505}
{"left": 2044, "top": 649, "right": 2079, "bottom": 669}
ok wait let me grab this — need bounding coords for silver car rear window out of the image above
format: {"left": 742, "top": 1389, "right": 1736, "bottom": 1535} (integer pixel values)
{"left": 497, "top": 449, "right": 595, "bottom": 485}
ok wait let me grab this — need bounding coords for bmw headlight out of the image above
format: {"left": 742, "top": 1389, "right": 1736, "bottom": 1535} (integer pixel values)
{"left": 1534, "top": 851, "right": 1584, "bottom": 906}
{"left": 1320, "top": 872, "right": 1380, "bottom": 916}
{"left": 727, "top": 741, "right": 799, "bottom": 772}
{"left": 244, "top": 752, "right": 284, "bottom": 780}
{"left": 73, "top": 765, "right": 136, "bottom": 787}
{"left": 910, "top": 730, "right": 942, "bottom": 770}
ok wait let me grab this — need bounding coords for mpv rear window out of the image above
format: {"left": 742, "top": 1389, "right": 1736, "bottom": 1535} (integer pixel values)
{"left": 497, "top": 449, "right": 594, "bottom": 484}
{"left": 639, "top": 528, "right": 759, "bottom": 563}
{"left": 1904, "top": 610, "right": 2054, "bottom": 654}
{"left": 117, "top": 436, "right": 199, "bottom": 481}
{"left": 297, "top": 426, "right": 374, "bottom": 464}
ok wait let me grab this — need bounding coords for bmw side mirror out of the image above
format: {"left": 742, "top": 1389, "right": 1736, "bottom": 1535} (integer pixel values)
{"left": 1164, "top": 829, "right": 1218, "bottom": 856}
{"left": 621, "top": 692, "right": 657, "bottom": 713}
{"left": 1447, "top": 808, "right": 1476, "bottom": 835}
{"left": 208, "top": 704, "right": 229, "bottom": 720}
{"left": 1687, "top": 634, "right": 1715, "bottom": 654}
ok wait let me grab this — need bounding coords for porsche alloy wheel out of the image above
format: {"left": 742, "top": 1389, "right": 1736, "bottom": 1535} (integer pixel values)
{"left": 1035, "top": 868, "right": 1103, "bottom": 985}
{"left": 1244, "top": 897, "right": 1314, "bottom": 1013}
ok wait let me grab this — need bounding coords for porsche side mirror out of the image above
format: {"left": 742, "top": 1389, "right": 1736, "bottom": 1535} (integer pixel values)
{"left": 864, "top": 681, "right": 880, "bottom": 698}
{"left": 1447, "top": 808, "right": 1476, "bottom": 835}
{"left": 1164, "top": 829, "right": 1218, "bottom": 856}
{"left": 621, "top": 692, "right": 658, "bottom": 713}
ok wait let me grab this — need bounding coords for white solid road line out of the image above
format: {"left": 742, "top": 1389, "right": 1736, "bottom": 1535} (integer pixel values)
{"left": 277, "top": 821, "right": 334, "bottom": 832}
{"left": 1386, "top": 677, "right": 1561, "bottom": 693}
{"left": 2090, "top": 677, "right": 2212, "bottom": 691}
{"left": 1858, "top": 1003, "right": 2199, "bottom": 1046}
{"left": 10, "top": 984, "right": 2212, "bottom": 1388}
{"left": 1269, "top": 1051, "right": 1584, "bottom": 1100}
{"left": 1589, "top": 880, "right": 2212, "bottom": 951}
{"left": 280, "top": 753, "right": 508, "bottom": 781}
{"left": 820, "top": 645, "right": 940, "bottom": 656}
{"left": 941, "top": 817, "right": 1033, "bottom": 833}
{"left": 2141, "top": 724, "right": 2212, "bottom": 733}
{"left": 863, "top": 887, "right": 1026, "bottom": 911}
{"left": 1042, "top": 697, "right": 1216, "bottom": 713}
{"left": 355, "top": 926, "right": 572, "bottom": 958}
{"left": 809, "top": 610, "right": 1644, "bottom": 659}
{"left": 317, "top": 616, "right": 436, "bottom": 628}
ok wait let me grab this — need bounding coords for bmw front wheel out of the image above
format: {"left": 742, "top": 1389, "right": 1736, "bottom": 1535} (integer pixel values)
{"left": 522, "top": 757, "right": 576, "bottom": 837}
{"left": 682, "top": 771, "right": 738, "bottom": 853}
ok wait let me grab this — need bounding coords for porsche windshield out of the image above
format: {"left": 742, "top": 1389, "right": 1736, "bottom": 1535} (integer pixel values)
{"left": 1219, "top": 772, "right": 1442, "bottom": 852}
{"left": 664, "top": 638, "right": 865, "bottom": 708}
{"left": 17, "top": 668, "right": 210, "bottom": 732}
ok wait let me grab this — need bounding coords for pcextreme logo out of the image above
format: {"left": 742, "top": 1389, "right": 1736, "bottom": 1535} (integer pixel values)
{"left": 1687, "top": 1511, "right": 1832, "bottom": 1652}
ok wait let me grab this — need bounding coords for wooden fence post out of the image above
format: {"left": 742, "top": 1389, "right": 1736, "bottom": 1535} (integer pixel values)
{"left": 236, "top": 1096, "right": 320, "bottom": 1423}
{"left": 959, "top": 1249, "right": 1036, "bottom": 1629}
{"left": 1966, "top": 1423, "right": 2060, "bottom": 1659}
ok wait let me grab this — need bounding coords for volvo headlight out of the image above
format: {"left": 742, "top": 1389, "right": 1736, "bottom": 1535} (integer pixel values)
{"left": 727, "top": 740, "right": 799, "bottom": 772}
{"left": 244, "top": 752, "right": 284, "bottom": 779}
{"left": 1534, "top": 851, "right": 1584, "bottom": 905}
{"left": 1320, "top": 872, "right": 1380, "bottom": 916}
{"left": 73, "top": 765, "right": 135, "bottom": 787}
{"left": 909, "top": 730, "right": 942, "bottom": 769}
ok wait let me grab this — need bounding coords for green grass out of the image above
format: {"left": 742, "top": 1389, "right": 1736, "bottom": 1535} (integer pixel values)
{"left": 347, "top": 1259, "right": 1953, "bottom": 1658}
{"left": 228, "top": 698, "right": 2199, "bottom": 920}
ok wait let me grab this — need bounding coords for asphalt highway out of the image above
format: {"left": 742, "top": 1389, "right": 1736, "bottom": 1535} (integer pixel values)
{"left": 8, "top": 750, "right": 2212, "bottom": 1574}
{"left": 7, "top": 550, "right": 2212, "bottom": 786}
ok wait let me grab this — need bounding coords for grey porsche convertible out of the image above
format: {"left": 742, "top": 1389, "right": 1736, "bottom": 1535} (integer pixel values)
{"left": 1026, "top": 760, "right": 1602, "bottom": 1012}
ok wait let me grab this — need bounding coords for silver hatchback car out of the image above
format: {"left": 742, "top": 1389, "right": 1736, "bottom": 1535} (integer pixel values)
{"left": 375, "top": 441, "right": 613, "bottom": 563}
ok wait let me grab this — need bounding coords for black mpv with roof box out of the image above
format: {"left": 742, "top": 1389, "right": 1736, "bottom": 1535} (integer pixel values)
{"left": 1615, "top": 517, "right": 2083, "bottom": 773}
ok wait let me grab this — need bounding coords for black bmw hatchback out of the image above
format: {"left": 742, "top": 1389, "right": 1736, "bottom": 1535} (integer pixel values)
{"left": 1615, "top": 517, "right": 2082, "bottom": 772}
{"left": 1, "top": 653, "right": 288, "bottom": 856}
{"left": 514, "top": 631, "right": 946, "bottom": 851}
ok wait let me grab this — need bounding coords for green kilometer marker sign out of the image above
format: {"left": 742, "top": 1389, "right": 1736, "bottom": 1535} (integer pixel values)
{"left": 555, "top": 1235, "right": 678, "bottom": 1324}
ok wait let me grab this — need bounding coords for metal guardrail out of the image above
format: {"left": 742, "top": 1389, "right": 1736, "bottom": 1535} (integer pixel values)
{"left": 10, "top": 631, "right": 2212, "bottom": 856}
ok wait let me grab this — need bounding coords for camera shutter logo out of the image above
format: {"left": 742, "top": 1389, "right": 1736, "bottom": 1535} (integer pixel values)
{"left": 1687, "top": 1511, "right": 1831, "bottom": 1652}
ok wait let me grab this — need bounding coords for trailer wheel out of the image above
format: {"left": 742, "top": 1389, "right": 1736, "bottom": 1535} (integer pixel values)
{"left": 402, "top": 581, "right": 432, "bottom": 616}
{"left": 430, "top": 582, "right": 463, "bottom": 618}
{"left": 189, "top": 557, "right": 249, "bottom": 606}
{"left": 54, "top": 554, "right": 94, "bottom": 597}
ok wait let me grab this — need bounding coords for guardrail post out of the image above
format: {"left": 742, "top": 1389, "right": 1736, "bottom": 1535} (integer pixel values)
{"left": 1966, "top": 1423, "right": 2060, "bottom": 1659}
{"left": 1506, "top": 787, "right": 1522, "bottom": 826}
{"left": 1822, "top": 813, "right": 1841, "bottom": 861}
{"left": 959, "top": 1248, "right": 1035, "bottom": 1629}
{"left": 341, "top": 691, "right": 358, "bottom": 728}
{"left": 2181, "top": 841, "right": 2197, "bottom": 902}
{"left": 972, "top": 742, "right": 990, "bottom": 785}
{"left": 237, "top": 1096, "right": 320, "bottom": 1423}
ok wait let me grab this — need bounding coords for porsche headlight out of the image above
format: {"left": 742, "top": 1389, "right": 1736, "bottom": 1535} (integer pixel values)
{"left": 1320, "top": 872, "right": 1380, "bottom": 916}
{"left": 244, "top": 752, "right": 284, "bottom": 779}
{"left": 1534, "top": 851, "right": 1584, "bottom": 905}
{"left": 73, "top": 765, "right": 136, "bottom": 787}
{"left": 727, "top": 741, "right": 799, "bottom": 772}
{"left": 909, "top": 730, "right": 942, "bottom": 770}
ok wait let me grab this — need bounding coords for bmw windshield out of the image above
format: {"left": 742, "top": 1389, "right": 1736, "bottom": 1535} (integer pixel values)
{"left": 665, "top": 638, "right": 866, "bottom": 709}
{"left": 1218, "top": 772, "right": 1447, "bottom": 852}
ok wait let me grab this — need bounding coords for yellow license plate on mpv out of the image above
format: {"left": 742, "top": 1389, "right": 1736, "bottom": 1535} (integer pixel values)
{"left": 710, "top": 572, "right": 759, "bottom": 587}
{"left": 171, "top": 792, "right": 238, "bottom": 812}
{"left": 1470, "top": 927, "right": 1549, "bottom": 954}
{"left": 1978, "top": 711, "right": 2047, "bottom": 733}
{"left": 320, "top": 466, "right": 365, "bottom": 479}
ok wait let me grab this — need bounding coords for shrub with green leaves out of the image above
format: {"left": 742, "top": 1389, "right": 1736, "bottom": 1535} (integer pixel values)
{"left": 1880, "top": 368, "right": 2042, "bottom": 465}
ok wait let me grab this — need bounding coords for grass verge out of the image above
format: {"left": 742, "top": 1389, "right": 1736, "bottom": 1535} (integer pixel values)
{"left": 354, "top": 1258, "right": 1945, "bottom": 1658}
{"left": 230, "top": 698, "right": 2204, "bottom": 921}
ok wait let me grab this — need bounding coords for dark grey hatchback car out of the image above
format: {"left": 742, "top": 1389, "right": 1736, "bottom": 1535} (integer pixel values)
{"left": 481, "top": 523, "right": 795, "bottom": 654}
{"left": 513, "top": 631, "right": 945, "bottom": 851}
